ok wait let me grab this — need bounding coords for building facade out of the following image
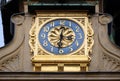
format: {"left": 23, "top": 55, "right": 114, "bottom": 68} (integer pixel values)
{"left": 0, "top": 0, "right": 120, "bottom": 80}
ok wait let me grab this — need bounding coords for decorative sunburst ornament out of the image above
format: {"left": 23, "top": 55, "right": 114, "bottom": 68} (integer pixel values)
{"left": 48, "top": 26, "right": 75, "bottom": 48}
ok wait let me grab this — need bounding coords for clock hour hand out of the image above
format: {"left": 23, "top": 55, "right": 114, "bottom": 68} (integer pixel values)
{"left": 64, "top": 35, "right": 73, "bottom": 40}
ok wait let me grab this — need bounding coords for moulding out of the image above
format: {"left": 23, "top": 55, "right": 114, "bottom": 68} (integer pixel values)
{"left": 0, "top": 72, "right": 120, "bottom": 81}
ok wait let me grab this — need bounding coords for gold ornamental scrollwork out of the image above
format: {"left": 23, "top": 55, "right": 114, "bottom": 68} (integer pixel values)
{"left": 29, "top": 17, "right": 94, "bottom": 55}
{"left": 29, "top": 18, "right": 50, "bottom": 55}
{"left": 29, "top": 18, "right": 36, "bottom": 53}
{"left": 87, "top": 22, "right": 94, "bottom": 54}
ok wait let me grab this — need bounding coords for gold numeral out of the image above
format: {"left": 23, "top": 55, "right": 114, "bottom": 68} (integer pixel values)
{"left": 50, "top": 46, "right": 53, "bottom": 52}
{"left": 60, "top": 20, "right": 65, "bottom": 25}
{"left": 76, "top": 26, "right": 80, "bottom": 32}
{"left": 69, "top": 46, "right": 73, "bottom": 52}
{"left": 69, "top": 21, "right": 72, "bottom": 27}
{"left": 50, "top": 22, "right": 55, "bottom": 27}
{"left": 44, "top": 26, "right": 49, "bottom": 32}
{"left": 59, "top": 49, "right": 64, "bottom": 54}
{"left": 41, "top": 33, "right": 46, "bottom": 39}
{"left": 75, "top": 40, "right": 79, "bottom": 46}
{"left": 43, "top": 40, "right": 48, "bottom": 47}
{"left": 78, "top": 33, "right": 82, "bottom": 39}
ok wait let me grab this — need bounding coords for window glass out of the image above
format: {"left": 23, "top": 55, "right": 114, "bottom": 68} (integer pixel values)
{"left": 0, "top": 10, "right": 5, "bottom": 47}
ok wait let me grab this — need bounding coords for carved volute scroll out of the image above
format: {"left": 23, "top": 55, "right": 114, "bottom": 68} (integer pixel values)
{"left": 98, "top": 14, "right": 120, "bottom": 71}
{"left": 89, "top": 14, "right": 120, "bottom": 71}
{"left": 0, "top": 14, "right": 25, "bottom": 71}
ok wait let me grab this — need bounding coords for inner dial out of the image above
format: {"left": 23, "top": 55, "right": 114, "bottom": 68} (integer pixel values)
{"left": 48, "top": 26, "right": 75, "bottom": 48}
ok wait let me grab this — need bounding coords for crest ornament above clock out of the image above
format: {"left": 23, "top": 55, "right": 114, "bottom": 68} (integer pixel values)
{"left": 29, "top": 12, "right": 94, "bottom": 72}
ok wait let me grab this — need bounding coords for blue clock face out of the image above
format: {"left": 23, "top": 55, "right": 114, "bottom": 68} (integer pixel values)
{"left": 38, "top": 19, "right": 85, "bottom": 55}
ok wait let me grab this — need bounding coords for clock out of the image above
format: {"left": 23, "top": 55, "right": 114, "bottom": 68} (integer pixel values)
{"left": 30, "top": 13, "right": 94, "bottom": 72}
{"left": 29, "top": 10, "right": 94, "bottom": 72}
{"left": 38, "top": 18, "right": 85, "bottom": 55}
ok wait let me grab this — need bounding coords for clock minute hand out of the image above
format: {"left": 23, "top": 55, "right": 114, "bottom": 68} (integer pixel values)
{"left": 58, "top": 33, "right": 62, "bottom": 48}
{"left": 57, "top": 26, "right": 65, "bottom": 48}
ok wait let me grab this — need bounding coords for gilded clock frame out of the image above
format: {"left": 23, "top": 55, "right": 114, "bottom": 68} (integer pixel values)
{"left": 37, "top": 17, "right": 86, "bottom": 55}
{"left": 29, "top": 12, "right": 94, "bottom": 72}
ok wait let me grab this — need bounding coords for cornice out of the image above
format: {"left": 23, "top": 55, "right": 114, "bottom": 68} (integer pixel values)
{"left": 0, "top": 72, "right": 120, "bottom": 81}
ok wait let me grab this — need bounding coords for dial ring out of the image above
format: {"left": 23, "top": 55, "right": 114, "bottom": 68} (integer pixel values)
{"left": 37, "top": 18, "right": 85, "bottom": 55}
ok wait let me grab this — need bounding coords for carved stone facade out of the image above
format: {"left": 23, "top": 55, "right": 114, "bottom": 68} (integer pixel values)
{"left": 0, "top": 12, "right": 120, "bottom": 81}
{"left": 89, "top": 14, "right": 120, "bottom": 71}
{"left": 0, "top": 0, "right": 120, "bottom": 80}
{"left": 0, "top": 13, "right": 120, "bottom": 72}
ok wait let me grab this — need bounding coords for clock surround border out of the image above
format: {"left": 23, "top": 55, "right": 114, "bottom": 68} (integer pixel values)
{"left": 36, "top": 17, "right": 86, "bottom": 55}
{"left": 29, "top": 12, "right": 94, "bottom": 72}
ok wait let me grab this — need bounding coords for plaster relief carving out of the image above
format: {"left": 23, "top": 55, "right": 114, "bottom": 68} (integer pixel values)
{"left": 103, "top": 54, "right": 120, "bottom": 71}
{"left": 89, "top": 14, "right": 120, "bottom": 71}
{"left": 0, "top": 15, "right": 25, "bottom": 72}
{"left": 98, "top": 14, "right": 120, "bottom": 71}
{"left": 0, "top": 55, "right": 21, "bottom": 71}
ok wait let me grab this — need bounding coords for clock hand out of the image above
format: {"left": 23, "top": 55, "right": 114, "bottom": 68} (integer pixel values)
{"left": 57, "top": 26, "right": 65, "bottom": 48}
{"left": 64, "top": 35, "right": 73, "bottom": 40}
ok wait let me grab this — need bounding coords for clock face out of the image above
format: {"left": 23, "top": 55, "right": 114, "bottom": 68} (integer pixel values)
{"left": 38, "top": 19, "right": 85, "bottom": 55}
